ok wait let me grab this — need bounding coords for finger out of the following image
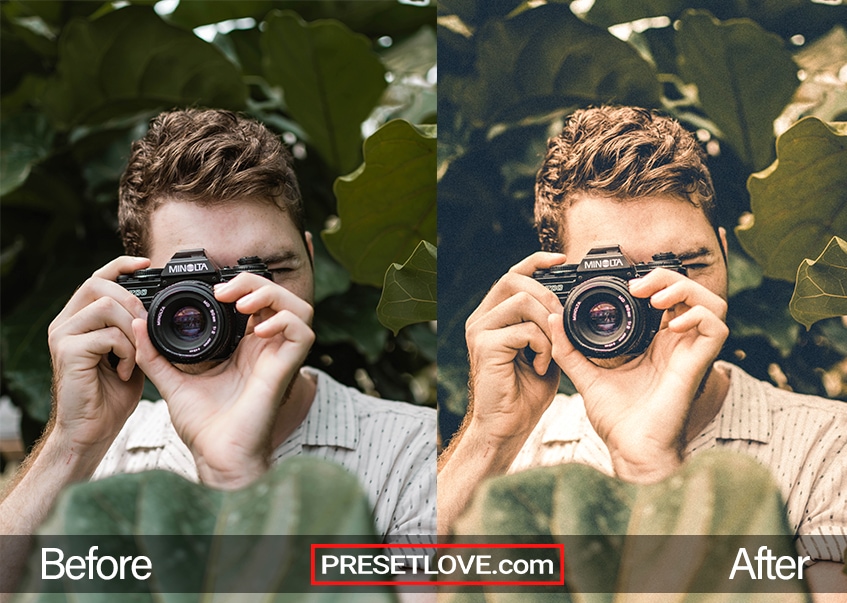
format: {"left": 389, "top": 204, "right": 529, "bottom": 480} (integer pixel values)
{"left": 53, "top": 270, "right": 149, "bottom": 330}
{"left": 98, "top": 331, "right": 139, "bottom": 381}
{"left": 252, "top": 310, "right": 316, "bottom": 344}
{"left": 629, "top": 268, "right": 727, "bottom": 318}
{"left": 132, "top": 318, "right": 182, "bottom": 398}
{"left": 548, "top": 311, "right": 601, "bottom": 391}
{"left": 468, "top": 290, "right": 558, "bottom": 339}
{"left": 92, "top": 255, "right": 151, "bottom": 281}
{"left": 472, "top": 252, "right": 566, "bottom": 316}
{"left": 229, "top": 320, "right": 316, "bottom": 429}
{"left": 667, "top": 305, "right": 729, "bottom": 341}
{"left": 214, "top": 273, "right": 313, "bottom": 324}
{"left": 508, "top": 252, "right": 568, "bottom": 276}
{"left": 471, "top": 321, "right": 554, "bottom": 376}
{"left": 54, "top": 327, "right": 137, "bottom": 380}
{"left": 471, "top": 270, "right": 564, "bottom": 319}
{"left": 51, "top": 296, "right": 140, "bottom": 343}
{"left": 235, "top": 286, "right": 313, "bottom": 326}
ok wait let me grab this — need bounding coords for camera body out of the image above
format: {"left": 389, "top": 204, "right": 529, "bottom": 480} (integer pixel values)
{"left": 118, "top": 249, "right": 271, "bottom": 364}
{"left": 533, "top": 245, "right": 686, "bottom": 358}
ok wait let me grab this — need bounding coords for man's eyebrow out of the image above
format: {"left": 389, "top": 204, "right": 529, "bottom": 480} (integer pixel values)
{"left": 262, "top": 251, "right": 301, "bottom": 265}
{"left": 675, "top": 247, "right": 713, "bottom": 262}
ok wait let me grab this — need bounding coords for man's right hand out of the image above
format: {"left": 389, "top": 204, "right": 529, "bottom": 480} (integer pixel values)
{"left": 463, "top": 252, "right": 567, "bottom": 441}
{"left": 437, "top": 252, "right": 566, "bottom": 534}
{"left": 1, "top": 256, "right": 150, "bottom": 582}
{"left": 46, "top": 256, "right": 150, "bottom": 451}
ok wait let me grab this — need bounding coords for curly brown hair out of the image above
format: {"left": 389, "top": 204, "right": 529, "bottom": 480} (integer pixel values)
{"left": 118, "top": 108, "right": 304, "bottom": 257}
{"left": 534, "top": 106, "right": 718, "bottom": 252}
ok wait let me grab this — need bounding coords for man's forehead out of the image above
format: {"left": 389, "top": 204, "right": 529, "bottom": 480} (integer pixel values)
{"left": 561, "top": 194, "right": 718, "bottom": 261}
{"left": 147, "top": 198, "right": 304, "bottom": 266}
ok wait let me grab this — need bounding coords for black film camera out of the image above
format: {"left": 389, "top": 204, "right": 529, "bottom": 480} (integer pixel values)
{"left": 533, "top": 245, "right": 686, "bottom": 358}
{"left": 118, "top": 249, "right": 271, "bottom": 363}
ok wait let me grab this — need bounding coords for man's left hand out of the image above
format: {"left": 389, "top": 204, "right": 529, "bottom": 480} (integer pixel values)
{"left": 551, "top": 267, "right": 729, "bottom": 484}
{"left": 133, "top": 272, "right": 315, "bottom": 489}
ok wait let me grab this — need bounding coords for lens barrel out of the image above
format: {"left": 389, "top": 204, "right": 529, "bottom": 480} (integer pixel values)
{"left": 147, "top": 281, "right": 235, "bottom": 363}
{"left": 563, "top": 276, "right": 652, "bottom": 358}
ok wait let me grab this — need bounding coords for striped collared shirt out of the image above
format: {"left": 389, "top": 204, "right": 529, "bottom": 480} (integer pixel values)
{"left": 93, "top": 367, "right": 436, "bottom": 542}
{"left": 509, "top": 361, "right": 847, "bottom": 562}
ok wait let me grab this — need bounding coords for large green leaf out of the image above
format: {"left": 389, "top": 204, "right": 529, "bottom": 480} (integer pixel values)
{"left": 676, "top": 10, "right": 799, "bottom": 170}
{"left": 14, "top": 458, "right": 395, "bottom": 600}
{"left": 261, "top": 10, "right": 387, "bottom": 175}
{"left": 41, "top": 6, "right": 247, "bottom": 129}
{"left": 168, "top": 1, "right": 434, "bottom": 38}
{"left": 323, "top": 120, "right": 436, "bottom": 287}
{"left": 790, "top": 237, "right": 847, "bottom": 329}
{"left": 736, "top": 117, "right": 847, "bottom": 282}
{"left": 449, "top": 452, "right": 808, "bottom": 600}
{"left": 0, "top": 112, "right": 55, "bottom": 196}
{"left": 377, "top": 241, "right": 436, "bottom": 335}
{"left": 449, "top": 3, "right": 661, "bottom": 129}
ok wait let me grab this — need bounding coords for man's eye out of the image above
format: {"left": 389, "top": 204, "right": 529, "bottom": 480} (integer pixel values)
{"left": 269, "top": 267, "right": 294, "bottom": 274}
{"left": 683, "top": 263, "right": 708, "bottom": 271}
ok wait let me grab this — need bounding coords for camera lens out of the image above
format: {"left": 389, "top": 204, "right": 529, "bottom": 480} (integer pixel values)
{"left": 147, "top": 281, "right": 234, "bottom": 363}
{"left": 587, "top": 302, "right": 621, "bottom": 334}
{"left": 171, "top": 306, "right": 206, "bottom": 341}
{"left": 563, "top": 277, "right": 650, "bottom": 358}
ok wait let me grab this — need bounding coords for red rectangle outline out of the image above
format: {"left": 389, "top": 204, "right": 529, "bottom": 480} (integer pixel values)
{"left": 310, "top": 543, "right": 565, "bottom": 586}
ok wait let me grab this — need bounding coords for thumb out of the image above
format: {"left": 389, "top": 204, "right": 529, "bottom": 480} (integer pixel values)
{"left": 548, "top": 312, "right": 598, "bottom": 391}
{"left": 132, "top": 318, "right": 181, "bottom": 398}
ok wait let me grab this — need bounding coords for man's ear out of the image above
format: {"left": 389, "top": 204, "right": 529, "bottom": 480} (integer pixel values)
{"left": 719, "top": 226, "right": 728, "bottom": 258}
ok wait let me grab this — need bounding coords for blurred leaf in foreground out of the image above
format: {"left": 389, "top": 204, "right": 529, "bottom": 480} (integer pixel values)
{"left": 15, "top": 457, "right": 394, "bottom": 601}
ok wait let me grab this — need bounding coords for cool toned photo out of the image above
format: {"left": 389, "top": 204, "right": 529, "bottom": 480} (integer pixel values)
{"left": 1, "top": 2, "right": 437, "bottom": 599}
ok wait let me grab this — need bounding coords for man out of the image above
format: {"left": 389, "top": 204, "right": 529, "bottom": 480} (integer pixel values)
{"left": 1, "top": 109, "right": 435, "bottom": 586}
{"left": 437, "top": 106, "right": 846, "bottom": 598}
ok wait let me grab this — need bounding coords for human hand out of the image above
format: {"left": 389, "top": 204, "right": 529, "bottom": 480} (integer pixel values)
{"left": 464, "top": 252, "right": 568, "bottom": 443}
{"left": 437, "top": 252, "right": 567, "bottom": 533}
{"left": 47, "top": 256, "right": 150, "bottom": 453}
{"left": 133, "top": 271, "right": 315, "bottom": 489}
{"left": 551, "top": 267, "right": 729, "bottom": 482}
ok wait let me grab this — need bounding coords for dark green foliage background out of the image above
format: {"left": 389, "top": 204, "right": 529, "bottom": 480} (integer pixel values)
{"left": 437, "top": 0, "right": 847, "bottom": 442}
{"left": 0, "top": 0, "right": 437, "bottom": 447}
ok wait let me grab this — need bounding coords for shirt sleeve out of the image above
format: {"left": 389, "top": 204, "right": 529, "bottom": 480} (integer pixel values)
{"left": 794, "top": 428, "right": 847, "bottom": 564}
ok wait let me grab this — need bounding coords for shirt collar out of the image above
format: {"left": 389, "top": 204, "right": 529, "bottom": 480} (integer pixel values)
{"left": 540, "top": 394, "right": 591, "bottom": 444}
{"left": 299, "top": 367, "right": 359, "bottom": 450}
{"left": 538, "top": 361, "right": 773, "bottom": 446}
{"left": 125, "top": 366, "right": 359, "bottom": 452}
{"left": 125, "top": 401, "right": 174, "bottom": 449}
{"left": 710, "top": 360, "right": 772, "bottom": 444}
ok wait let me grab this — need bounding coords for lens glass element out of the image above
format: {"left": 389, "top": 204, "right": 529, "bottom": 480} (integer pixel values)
{"left": 563, "top": 276, "right": 647, "bottom": 358}
{"left": 148, "top": 280, "right": 234, "bottom": 363}
{"left": 171, "top": 306, "right": 206, "bottom": 341}
{"left": 587, "top": 302, "right": 620, "bottom": 334}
